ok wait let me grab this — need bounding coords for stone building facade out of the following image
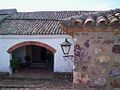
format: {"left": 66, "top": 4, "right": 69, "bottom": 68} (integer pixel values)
{"left": 61, "top": 9, "right": 120, "bottom": 90}
{"left": 0, "top": 8, "right": 120, "bottom": 90}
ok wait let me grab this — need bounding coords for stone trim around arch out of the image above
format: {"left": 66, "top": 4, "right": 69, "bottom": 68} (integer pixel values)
{"left": 7, "top": 41, "right": 56, "bottom": 54}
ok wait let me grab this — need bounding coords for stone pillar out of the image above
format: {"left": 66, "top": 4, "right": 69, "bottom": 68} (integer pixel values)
{"left": 73, "top": 32, "right": 120, "bottom": 90}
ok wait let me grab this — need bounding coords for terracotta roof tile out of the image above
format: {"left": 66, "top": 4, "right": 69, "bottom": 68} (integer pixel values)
{"left": 0, "top": 19, "right": 63, "bottom": 35}
{"left": 60, "top": 9, "right": 120, "bottom": 27}
{"left": 0, "top": 9, "right": 120, "bottom": 35}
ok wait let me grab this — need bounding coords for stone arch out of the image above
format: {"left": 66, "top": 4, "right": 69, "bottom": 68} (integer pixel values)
{"left": 7, "top": 41, "right": 56, "bottom": 54}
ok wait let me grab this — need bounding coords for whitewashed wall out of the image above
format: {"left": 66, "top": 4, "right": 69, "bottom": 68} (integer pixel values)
{"left": 0, "top": 35, "right": 74, "bottom": 73}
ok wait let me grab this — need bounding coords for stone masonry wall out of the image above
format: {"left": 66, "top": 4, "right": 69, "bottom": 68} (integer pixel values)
{"left": 73, "top": 32, "right": 120, "bottom": 90}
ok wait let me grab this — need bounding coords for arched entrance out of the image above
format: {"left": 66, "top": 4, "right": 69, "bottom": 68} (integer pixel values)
{"left": 8, "top": 41, "right": 56, "bottom": 54}
{"left": 8, "top": 41, "right": 56, "bottom": 71}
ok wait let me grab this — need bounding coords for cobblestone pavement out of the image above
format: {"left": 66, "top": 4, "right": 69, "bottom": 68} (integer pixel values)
{"left": 0, "top": 68, "right": 73, "bottom": 90}
{"left": 0, "top": 87, "right": 73, "bottom": 89}
{"left": 0, "top": 78, "right": 73, "bottom": 90}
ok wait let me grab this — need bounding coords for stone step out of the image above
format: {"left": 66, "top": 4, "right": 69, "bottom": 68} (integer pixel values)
{"left": 0, "top": 87, "right": 74, "bottom": 90}
{"left": 0, "top": 72, "right": 9, "bottom": 78}
{"left": 30, "top": 63, "right": 48, "bottom": 68}
{"left": 0, "top": 79, "right": 73, "bottom": 89}
{"left": 2, "top": 72, "right": 72, "bottom": 81}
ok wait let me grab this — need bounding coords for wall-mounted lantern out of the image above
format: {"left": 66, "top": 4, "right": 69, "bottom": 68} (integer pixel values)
{"left": 61, "top": 38, "right": 74, "bottom": 61}
{"left": 61, "top": 38, "right": 72, "bottom": 55}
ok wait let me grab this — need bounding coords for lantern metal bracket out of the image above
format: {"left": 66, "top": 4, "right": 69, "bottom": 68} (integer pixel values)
{"left": 63, "top": 55, "right": 74, "bottom": 61}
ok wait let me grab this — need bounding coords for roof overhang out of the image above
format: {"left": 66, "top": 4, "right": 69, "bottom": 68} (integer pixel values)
{"left": 60, "top": 12, "right": 120, "bottom": 35}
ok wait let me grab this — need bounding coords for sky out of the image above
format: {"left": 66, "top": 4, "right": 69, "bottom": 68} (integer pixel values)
{"left": 0, "top": 0, "right": 120, "bottom": 12}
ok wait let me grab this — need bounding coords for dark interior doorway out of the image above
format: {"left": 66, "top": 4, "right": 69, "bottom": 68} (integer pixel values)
{"left": 32, "top": 45, "right": 47, "bottom": 63}
{"left": 26, "top": 45, "right": 54, "bottom": 71}
{"left": 12, "top": 45, "right": 54, "bottom": 71}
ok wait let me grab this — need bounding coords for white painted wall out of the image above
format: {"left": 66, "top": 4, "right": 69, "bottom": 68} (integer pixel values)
{"left": 0, "top": 35, "right": 74, "bottom": 73}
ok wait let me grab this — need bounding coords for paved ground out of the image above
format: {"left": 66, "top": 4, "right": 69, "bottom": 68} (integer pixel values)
{"left": 0, "top": 78, "right": 73, "bottom": 90}
{"left": 0, "top": 87, "right": 73, "bottom": 89}
{"left": 0, "top": 78, "right": 73, "bottom": 87}
{"left": 0, "top": 68, "right": 74, "bottom": 90}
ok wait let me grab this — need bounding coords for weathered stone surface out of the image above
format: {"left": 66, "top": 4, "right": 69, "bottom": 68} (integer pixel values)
{"left": 73, "top": 32, "right": 120, "bottom": 90}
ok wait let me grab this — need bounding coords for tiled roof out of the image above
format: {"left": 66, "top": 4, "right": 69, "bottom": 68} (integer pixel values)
{"left": 60, "top": 9, "right": 120, "bottom": 28}
{"left": 0, "top": 9, "right": 17, "bottom": 15}
{"left": 0, "top": 15, "right": 9, "bottom": 23}
{"left": 7, "top": 11, "right": 97, "bottom": 20}
{"left": 0, "top": 9, "right": 120, "bottom": 35}
{"left": 0, "top": 19, "right": 63, "bottom": 35}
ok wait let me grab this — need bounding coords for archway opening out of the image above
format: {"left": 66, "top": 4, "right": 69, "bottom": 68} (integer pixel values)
{"left": 12, "top": 45, "right": 54, "bottom": 71}
{"left": 8, "top": 41, "right": 56, "bottom": 73}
